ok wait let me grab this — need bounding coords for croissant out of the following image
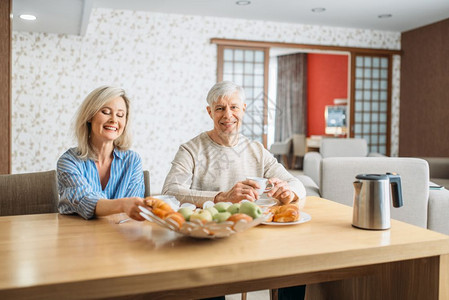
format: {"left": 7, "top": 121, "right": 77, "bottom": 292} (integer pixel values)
{"left": 152, "top": 207, "right": 171, "bottom": 219}
{"left": 227, "top": 213, "right": 252, "bottom": 223}
{"left": 144, "top": 197, "right": 185, "bottom": 228}
{"left": 227, "top": 213, "right": 253, "bottom": 230}
{"left": 144, "top": 197, "right": 173, "bottom": 212}
{"left": 269, "top": 204, "right": 300, "bottom": 223}
{"left": 165, "top": 212, "right": 185, "bottom": 228}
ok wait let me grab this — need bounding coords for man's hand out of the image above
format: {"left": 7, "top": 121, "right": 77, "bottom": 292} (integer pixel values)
{"left": 266, "top": 178, "right": 298, "bottom": 204}
{"left": 215, "top": 180, "right": 260, "bottom": 203}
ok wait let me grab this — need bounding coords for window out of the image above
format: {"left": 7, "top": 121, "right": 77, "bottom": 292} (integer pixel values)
{"left": 217, "top": 45, "right": 269, "bottom": 147}
{"left": 351, "top": 54, "right": 392, "bottom": 155}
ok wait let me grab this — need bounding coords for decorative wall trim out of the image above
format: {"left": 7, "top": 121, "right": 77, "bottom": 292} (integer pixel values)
{"left": 211, "top": 38, "right": 402, "bottom": 55}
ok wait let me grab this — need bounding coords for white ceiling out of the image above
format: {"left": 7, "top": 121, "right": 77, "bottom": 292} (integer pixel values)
{"left": 12, "top": 0, "right": 449, "bottom": 36}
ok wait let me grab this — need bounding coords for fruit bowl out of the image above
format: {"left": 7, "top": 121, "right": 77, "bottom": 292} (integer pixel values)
{"left": 138, "top": 205, "right": 271, "bottom": 239}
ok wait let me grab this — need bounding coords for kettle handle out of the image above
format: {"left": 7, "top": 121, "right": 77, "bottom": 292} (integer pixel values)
{"left": 387, "top": 173, "right": 403, "bottom": 208}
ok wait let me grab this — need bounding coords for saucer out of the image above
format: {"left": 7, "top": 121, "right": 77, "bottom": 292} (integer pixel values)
{"left": 254, "top": 198, "right": 277, "bottom": 207}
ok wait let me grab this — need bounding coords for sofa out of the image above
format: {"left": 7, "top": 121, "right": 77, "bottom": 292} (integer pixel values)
{"left": 303, "top": 138, "right": 385, "bottom": 186}
{"left": 298, "top": 156, "right": 449, "bottom": 235}
{"left": 421, "top": 157, "right": 449, "bottom": 189}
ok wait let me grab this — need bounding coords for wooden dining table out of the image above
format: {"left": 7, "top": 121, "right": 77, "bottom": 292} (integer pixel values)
{"left": 0, "top": 196, "right": 448, "bottom": 300}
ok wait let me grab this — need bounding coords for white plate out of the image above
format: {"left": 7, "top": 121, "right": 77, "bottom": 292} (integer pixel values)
{"left": 262, "top": 212, "right": 311, "bottom": 226}
{"left": 254, "top": 198, "right": 277, "bottom": 207}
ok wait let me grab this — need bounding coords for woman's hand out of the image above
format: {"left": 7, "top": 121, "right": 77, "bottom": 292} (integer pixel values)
{"left": 121, "top": 197, "right": 146, "bottom": 221}
{"left": 266, "top": 178, "right": 298, "bottom": 204}
{"left": 215, "top": 180, "right": 260, "bottom": 203}
{"left": 96, "top": 197, "right": 145, "bottom": 220}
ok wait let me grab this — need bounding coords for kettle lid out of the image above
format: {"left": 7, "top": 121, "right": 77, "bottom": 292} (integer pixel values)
{"left": 356, "top": 174, "right": 389, "bottom": 180}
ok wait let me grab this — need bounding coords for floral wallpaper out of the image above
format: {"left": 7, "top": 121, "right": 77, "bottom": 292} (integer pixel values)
{"left": 12, "top": 8, "right": 401, "bottom": 193}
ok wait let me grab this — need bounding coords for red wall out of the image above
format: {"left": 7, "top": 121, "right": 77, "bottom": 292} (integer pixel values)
{"left": 307, "top": 53, "right": 348, "bottom": 136}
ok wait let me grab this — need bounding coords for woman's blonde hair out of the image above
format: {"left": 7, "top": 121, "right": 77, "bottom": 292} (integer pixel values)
{"left": 75, "top": 86, "right": 132, "bottom": 160}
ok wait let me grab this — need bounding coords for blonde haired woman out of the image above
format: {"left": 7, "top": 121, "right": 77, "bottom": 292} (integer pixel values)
{"left": 57, "top": 86, "right": 145, "bottom": 220}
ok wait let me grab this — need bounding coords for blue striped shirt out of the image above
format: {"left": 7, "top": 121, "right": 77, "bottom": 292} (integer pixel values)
{"left": 57, "top": 147, "right": 145, "bottom": 219}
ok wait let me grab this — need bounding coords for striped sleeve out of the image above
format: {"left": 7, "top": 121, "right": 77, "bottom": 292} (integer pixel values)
{"left": 123, "top": 151, "right": 145, "bottom": 198}
{"left": 57, "top": 151, "right": 106, "bottom": 220}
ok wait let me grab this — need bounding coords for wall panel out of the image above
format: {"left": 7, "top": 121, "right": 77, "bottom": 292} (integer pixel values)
{"left": 400, "top": 18, "right": 449, "bottom": 156}
{"left": 307, "top": 53, "right": 348, "bottom": 136}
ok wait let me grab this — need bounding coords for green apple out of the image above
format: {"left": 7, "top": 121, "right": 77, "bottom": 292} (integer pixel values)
{"left": 177, "top": 207, "right": 194, "bottom": 221}
{"left": 189, "top": 209, "right": 212, "bottom": 223}
{"left": 213, "top": 212, "right": 231, "bottom": 223}
{"left": 239, "top": 201, "right": 263, "bottom": 219}
{"left": 205, "top": 206, "right": 219, "bottom": 217}
{"left": 214, "top": 202, "right": 231, "bottom": 212}
{"left": 226, "top": 203, "right": 240, "bottom": 215}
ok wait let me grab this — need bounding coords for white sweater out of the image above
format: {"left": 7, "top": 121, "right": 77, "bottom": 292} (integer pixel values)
{"left": 162, "top": 132, "right": 306, "bottom": 207}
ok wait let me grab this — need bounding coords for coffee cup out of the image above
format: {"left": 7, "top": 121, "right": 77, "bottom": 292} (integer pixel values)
{"left": 246, "top": 177, "right": 274, "bottom": 196}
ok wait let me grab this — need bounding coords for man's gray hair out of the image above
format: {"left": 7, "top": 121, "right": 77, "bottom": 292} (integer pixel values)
{"left": 206, "top": 81, "right": 246, "bottom": 107}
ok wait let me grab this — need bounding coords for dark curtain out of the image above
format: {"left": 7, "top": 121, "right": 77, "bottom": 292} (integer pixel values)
{"left": 275, "top": 53, "right": 308, "bottom": 142}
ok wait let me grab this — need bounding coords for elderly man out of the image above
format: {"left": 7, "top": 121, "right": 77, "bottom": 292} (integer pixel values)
{"left": 162, "top": 81, "right": 306, "bottom": 300}
{"left": 162, "top": 81, "right": 306, "bottom": 207}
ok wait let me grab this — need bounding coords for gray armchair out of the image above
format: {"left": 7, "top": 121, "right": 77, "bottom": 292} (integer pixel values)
{"left": 421, "top": 157, "right": 449, "bottom": 189}
{"left": 269, "top": 137, "right": 293, "bottom": 168}
{"left": 0, "top": 170, "right": 59, "bottom": 216}
{"left": 303, "top": 138, "right": 385, "bottom": 186}
{"left": 144, "top": 170, "right": 151, "bottom": 197}
{"left": 291, "top": 134, "right": 306, "bottom": 169}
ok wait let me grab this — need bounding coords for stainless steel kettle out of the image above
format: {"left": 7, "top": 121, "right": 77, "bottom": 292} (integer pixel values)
{"left": 352, "top": 173, "right": 403, "bottom": 230}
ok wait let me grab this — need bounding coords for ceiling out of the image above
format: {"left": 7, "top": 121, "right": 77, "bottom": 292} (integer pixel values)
{"left": 12, "top": 0, "right": 449, "bottom": 36}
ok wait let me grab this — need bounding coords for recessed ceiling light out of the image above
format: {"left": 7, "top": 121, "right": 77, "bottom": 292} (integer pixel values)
{"left": 378, "top": 14, "right": 392, "bottom": 19}
{"left": 19, "top": 14, "right": 36, "bottom": 21}
{"left": 236, "top": 1, "right": 251, "bottom": 5}
{"left": 311, "top": 7, "right": 326, "bottom": 13}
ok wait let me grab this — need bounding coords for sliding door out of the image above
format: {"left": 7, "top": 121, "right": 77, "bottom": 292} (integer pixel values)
{"left": 350, "top": 54, "right": 392, "bottom": 155}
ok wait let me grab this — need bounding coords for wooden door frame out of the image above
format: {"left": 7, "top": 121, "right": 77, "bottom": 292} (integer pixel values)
{"left": 0, "top": 0, "right": 11, "bottom": 174}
